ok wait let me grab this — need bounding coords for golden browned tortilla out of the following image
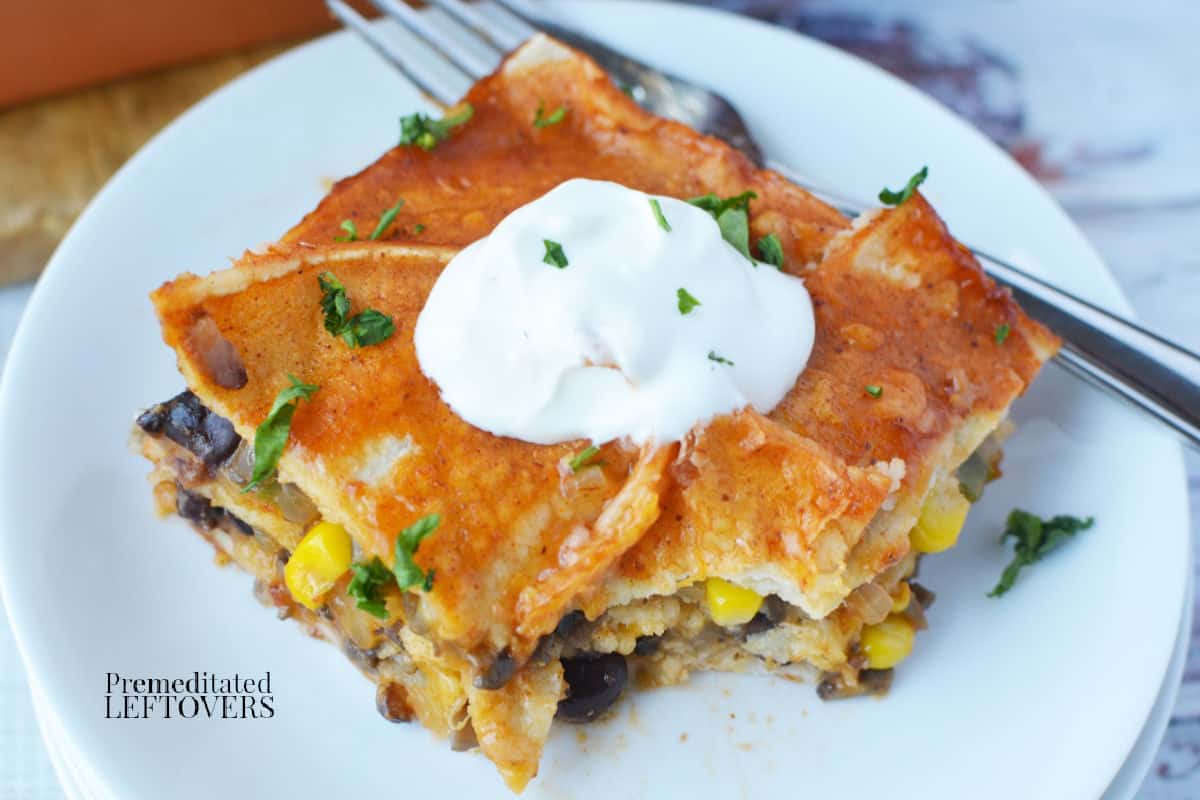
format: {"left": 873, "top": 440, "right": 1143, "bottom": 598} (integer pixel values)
{"left": 144, "top": 34, "right": 1057, "bottom": 792}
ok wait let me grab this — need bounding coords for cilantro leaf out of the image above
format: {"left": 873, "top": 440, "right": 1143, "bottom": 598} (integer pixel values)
{"left": 707, "top": 351, "right": 734, "bottom": 366}
{"left": 347, "top": 556, "right": 395, "bottom": 620}
{"left": 369, "top": 199, "right": 404, "bottom": 241}
{"left": 334, "top": 219, "right": 358, "bottom": 242}
{"left": 995, "top": 323, "right": 1011, "bottom": 344}
{"left": 717, "top": 208, "right": 752, "bottom": 261}
{"left": 879, "top": 166, "right": 929, "bottom": 206}
{"left": 340, "top": 309, "right": 395, "bottom": 348}
{"left": 393, "top": 514, "right": 441, "bottom": 592}
{"left": 989, "top": 510, "right": 1095, "bottom": 597}
{"left": 317, "top": 272, "right": 351, "bottom": 335}
{"left": 243, "top": 375, "right": 318, "bottom": 492}
{"left": 687, "top": 191, "right": 756, "bottom": 217}
{"left": 543, "top": 239, "right": 568, "bottom": 268}
{"left": 533, "top": 102, "right": 567, "bottom": 128}
{"left": 756, "top": 233, "right": 784, "bottom": 268}
{"left": 649, "top": 198, "right": 671, "bottom": 232}
{"left": 318, "top": 272, "right": 396, "bottom": 348}
{"left": 568, "top": 445, "right": 600, "bottom": 472}
{"left": 677, "top": 288, "right": 701, "bottom": 315}
{"left": 865, "top": 384, "right": 883, "bottom": 398}
{"left": 399, "top": 104, "right": 474, "bottom": 151}
{"left": 688, "top": 191, "right": 757, "bottom": 262}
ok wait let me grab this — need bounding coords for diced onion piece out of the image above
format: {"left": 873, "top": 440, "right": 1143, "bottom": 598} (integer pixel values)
{"left": 277, "top": 482, "right": 320, "bottom": 524}
{"left": 846, "top": 582, "right": 893, "bottom": 625}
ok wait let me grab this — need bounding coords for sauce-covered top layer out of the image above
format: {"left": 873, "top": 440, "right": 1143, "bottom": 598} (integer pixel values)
{"left": 154, "top": 36, "right": 1057, "bottom": 664}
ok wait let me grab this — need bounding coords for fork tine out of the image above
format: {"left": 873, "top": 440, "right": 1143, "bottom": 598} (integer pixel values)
{"left": 488, "top": 0, "right": 548, "bottom": 32}
{"left": 326, "top": 0, "right": 461, "bottom": 106}
{"left": 765, "top": 158, "right": 865, "bottom": 218}
{"left": 367, "top": 0, "right": 497, "bottom": 79}
{"left": 426, "top": 0, "right": 528, "bottom": 52}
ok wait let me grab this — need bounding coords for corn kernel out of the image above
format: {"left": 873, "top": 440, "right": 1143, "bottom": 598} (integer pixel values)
{"left": 705, "top": 577, "right": 764, "bottom": 626}
{"left": 910, "top": 480, "right": 971, "bottom": 553}
{"left": 284, "top": 521, "right": 353, "bottom": 610}
{"left": 890, "top": 581, "right": 912, "bottom": 613}
{"left": 859, "top": 615, "right": 915, "bottom": 670}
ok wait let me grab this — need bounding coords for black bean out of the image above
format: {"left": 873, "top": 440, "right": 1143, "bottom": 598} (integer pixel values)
{"left": 200, "top": 411, "right": 240, "bottom": 466}
{"left": 633, "top": 635, "right": 661, "bottom": 656}
{"left": 474, "top": 648, "right": 517, "bottom": 690}
{"left": 557, "top": 653, "right": 627, "bottom": 723}
{"left": 556, "top": 610, "right": 586, "bottom": 637}
{"left": 744, "top": 595, "right": 788, "bottom": 636}
{"left": 174, "top": 484, "right": 224, "bottom": 529}
{"left": 743, "top": 612, "right": 776, "bottom": 636}
{"left": 136, "top": 405, "right": 166, "bottom": 434}
{"left": 164, "top": 391, "right": 203, "bottom": 444}
{"left": 151, "top": 390, "right": 241, "bottom": 467}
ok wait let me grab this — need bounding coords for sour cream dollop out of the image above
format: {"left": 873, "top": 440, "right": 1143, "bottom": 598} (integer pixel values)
{"left": 414, "top": 179, "right": 815, "bottom": 446}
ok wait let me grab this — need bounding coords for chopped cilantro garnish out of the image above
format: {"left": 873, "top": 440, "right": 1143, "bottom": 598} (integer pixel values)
{"left": 995, "top": 323, "right": 1011, "bottom": 344}
{"left": 687, "top": 191, "right": 756, "bottom": 218}
{"left": 879, "top": 166, "right": 929, "bottom": 206}
{"left": 318, "top": 272, "right": 351, "bottom": 333}
{"left": 649, "top": 198, "right": 671, "bottom": 232}
{"left": 688, "top": 191, "right": 757, "bottom": 261}
{"left": 347, "top": 557, "right": 395, "bottom": 619}
{"left": 369, "top": 199, "right": 404, "bottom": 241}
{"left": 568, "top": 445, "right": 600, "bottom": 472}
{"left": 399, "top": 104, "right": 474, "bottom": 151}
{"left": 865, "top": 384, "right": 883, "bottom": 398}
{"left": 989, "top": 510, "right": 1095, "bottom": 597}
{"left": 533, "top": 102, "right": 567, "bottom": 128}
{"left": 717, "top": 209, "right": 751, "bottom": 261}
{"left": 394, "top": 514, "right": 441, "bottom": 592}
{"left": 318, "top": 271, "right": 396, "bottom": 348}
{"left": 341, "top": 309, "right": 395, "bottom": 347}
{"left": 677, "top": 288, "right": 701, "bottom": 315}
{"left": 243, "top": 375, "right": 318, "bottom": 492}
{"left": 707, "top": 351, "right": 734, "bottom": 366}
{"left": 334, "top": 219, "right": 358, "bottom": 242}
{"left": 756, "top": 233, "right": 784, "bottom": 268}
{"left": 413, "top": 223, "right": 426, "bottom": 234}
{"left": 543, "top": 239, "right": 568, "bottom": 268}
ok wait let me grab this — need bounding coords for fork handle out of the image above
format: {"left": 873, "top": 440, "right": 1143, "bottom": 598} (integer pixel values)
{"left": 979, "top": 252, "right": 1200, "bottom": 449}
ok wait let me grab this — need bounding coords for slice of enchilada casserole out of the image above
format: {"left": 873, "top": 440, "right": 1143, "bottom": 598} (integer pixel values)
{"left": 133, "top": 35, "right": 1058, "bottom": 792}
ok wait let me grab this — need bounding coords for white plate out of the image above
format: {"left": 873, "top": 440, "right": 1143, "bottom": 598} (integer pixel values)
{"left": 1103, "top": 570, "right": 1192, "bottom": 798}
{"left": 0, "top": 3, "right": 1189, "bottom": 798}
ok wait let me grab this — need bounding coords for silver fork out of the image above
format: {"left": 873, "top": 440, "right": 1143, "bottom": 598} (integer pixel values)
{"left": 328, "top": 0, "right": 1200, "bottom": 449}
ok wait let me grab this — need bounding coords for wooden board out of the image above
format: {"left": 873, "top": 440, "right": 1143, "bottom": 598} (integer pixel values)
{"left": 0, "top": 43, "right": 292, "bottom": 285}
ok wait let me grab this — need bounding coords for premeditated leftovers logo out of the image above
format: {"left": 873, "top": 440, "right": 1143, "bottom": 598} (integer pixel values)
{"left": 105, "top": 671, "right": 274, "bottom": 720}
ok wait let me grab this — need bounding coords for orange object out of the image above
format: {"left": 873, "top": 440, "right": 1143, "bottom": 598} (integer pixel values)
{"left": 0, "top": 0, "right": 369, "bottom": 108}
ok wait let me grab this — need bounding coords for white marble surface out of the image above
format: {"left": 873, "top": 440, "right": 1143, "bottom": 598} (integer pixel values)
{"left": 0, "top": 0, "right": 1197, "bottom": 796}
